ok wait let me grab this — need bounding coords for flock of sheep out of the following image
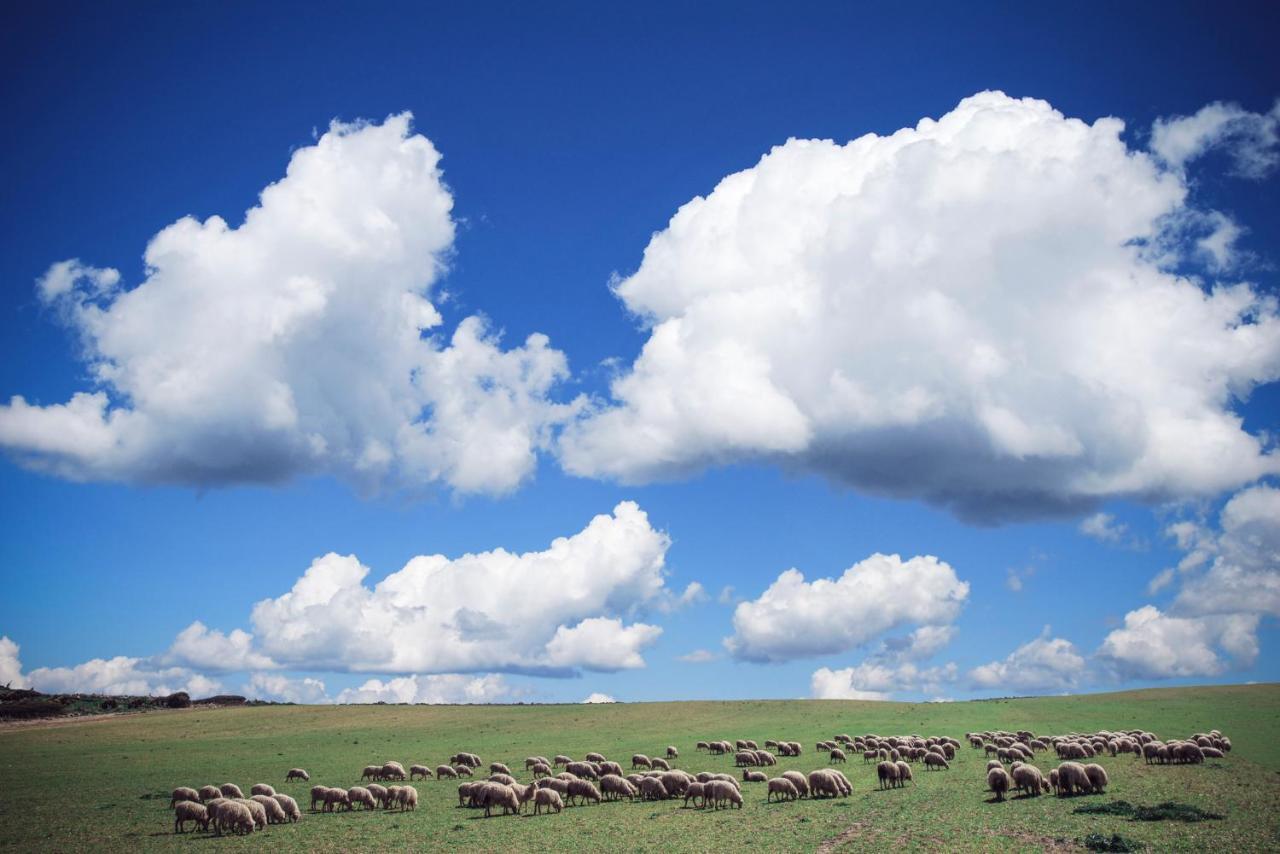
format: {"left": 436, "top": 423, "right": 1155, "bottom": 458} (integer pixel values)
{"left": 166, "top": 725, "right": 1231, "bottom": 834}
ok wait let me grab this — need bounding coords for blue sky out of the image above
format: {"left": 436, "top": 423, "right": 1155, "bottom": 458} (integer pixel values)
{"left": 1, "top": 1, "right": 1277, "bottom": 704}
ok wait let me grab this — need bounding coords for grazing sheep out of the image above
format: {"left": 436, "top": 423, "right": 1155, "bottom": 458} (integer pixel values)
{"left": 660, "top": 771, "right": 691, "bottom": 797}
{"left": 735, "top": 750, "right": 758, "bottom": 767}
{"left": 533, "top": 788, "right": 564, "bottom": 815}
{"left": 666, "top": 745, "right": 679, "bottom": 758}
{"left": 646, "top": 757, "right": 668, "bottom": 772}
{"left": 598, "top": 760, "right": 624, "bottom": 777}
{"left": 309, "top": 786, "right": 327, "bottom": 811}
{"left": 986, "top": 760, "right": 1003, "bottom": 772}
{"left": 565, "top": 761, "right": 598, "bottom": 779}
{"left": 347, "top": 787, "right": 377, "bottom": 811}
{"left": 367, "top": 784, "right": 390, "bottom": 808}
{"left": 272, "top": 794, "right": 301, "bottom": 822}
{"left": 361, "top": 765, "right": 382, "bottom": 781}
{"left": 215, "top": 800, "right": 255, "bottom": 836}
{"left": 410, "top": 764, "right": 433, "bottom": 780}
{"left": 173, "top": 801, "right": 208, "bottom": 833}
{"left": 1083, "top": 763, "right": 1109, "bottom": 794}
{"left": 863, "top": 749, "right": 879, "bottom": 763}
{"left": 321, "top": 787, "right": 350, "bottom": 813}
{"left": 707, "top": 780, "right": 743, "bottom": 809}
{"left": 639, "top": 777, "right": 669, "bottom": 801}
{"left": 381, "top": 761, "right": 408, "bottom": 781}
{"left": 683, "top": 780, "right": 706, "bottom": 808}
{"left": 742, "top": 769, "right": 766, "bottom": 783}
{"left": 536, "top": 777, "right": 570, "bottom": 796}
{"left": 490, "top": 773, "right": 517, "bottom": 786}
{"left": 1202, "top": 747, "right": 1225, "bottom": 758}
{"left": 454, "top": 765, "right": 473, "bottom": 777}
{"left": 896, "top": 761, "right": 913, "bottom": 787}
{"left": 553, "top": 754, "right": 572, "bottom": 766}
{"left": 169, "top": 787, "right": 200, "bottom": 808}
{"left": 828, "top": 768, "right": 853, "bottom": 795}
{"left": 490, "top": 762, "right": 512, "bottom": 775}
{"left": 767, "top": 777, "right": 799, "bottom": 802}
{"left": 252, "top": 794, "right": 288, "bottom": 823}
{"left": 829, "top": 748, "right": 847, "bottom": 763}
{"left": 631, "top": 753, "right": 652, "bottom": 769}
{"left": 1047, "top": 768, "right": 1060, "bottom": 794}
{"left": 584, "top": 752, "right": 607, "bottom": 763}
{"left": 696, "top": 741, "right": 710, "bottom": 752}
{"left": 600, "top": 774, "right": 637, "bottom": 801}
{"left": 566, "top": 779, "right": 602, "bottom": 806}
{"left": 436, "top": 765, "right": 459, "bottom": 779}
{"left": 1055, "top": 762, "right": 1090, "bottom": 797}
{"left": 755, "top": 750, "right": 777, "bottom": 766}
{"left": 450, "top": 752, "right": 482, "bottom": 767}
{"left": 987, "top": 767, "right": 1011, "bottom": 802}
{"left": 197, "top": 785, "right": 222, "bottom": 803}
{"left": 250, "top": 783, "right": 275, "bottom": 798}
{"left": 1011, "top": 764, "right": 1045, "bottom": 797}
{"left": 782, "top": 770, "right": 809, "bottom": 798}
{"left": 285, "top": 768, "right": 309, "bottom": 782}
{"left": 396, "top": 785, "right": 418, "bottom": 811}
{"left": 457, "top": 782, "right": 477, "bottom": 807}
{"left": 924, "top": 753, "right": 949, "bottom": 771}
{"left": 876, "top": 761, "right": 899, "bottom": 789}
{"left": 219, "top": 783, "right": 244, "bottom": 799}
{"left": 556, "top": 771, "right": 579, "bottom": 782}
{"left": 237, "top": 798, "right": 268, "bottom": 830}
{"left": 482, "top": 784, "right": 519, "bottom": 817}
{"left": 531, "top": 762, "right": 552, "bottom": 778}
{"left": 808, "top": 770, "right": 841, "bottom": 799}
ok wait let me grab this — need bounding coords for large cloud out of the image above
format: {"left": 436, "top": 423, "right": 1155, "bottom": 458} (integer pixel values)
{"left": 1096, "top": 606, "right": 1258, "bottom": 679}
{"left": 0, "top": 114, "right": 577, "bottom": 496}
{"left": 246, "top": 501, "right": 672, "bottom": 674}
{"left": 25, "top": 656, "right": 220, "bottom": 697}
{"left": 0, "top": 636, "right": 30, "bottom": 689}
{"left": 970, "top": 629, "right": 1086, "bottom": 693}
{"left": 560, "top": 91, "right": 1280, "bottom": 522}
{"left": 811, "top": 660, "right": 957, "bottom": 701}
{"left": 725, "top": 553, "right": 968, "bottom": 662}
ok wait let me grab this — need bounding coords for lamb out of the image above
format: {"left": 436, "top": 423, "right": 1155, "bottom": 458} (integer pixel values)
{"left": 252, "top": 794, "right": 288, "bottom": 823}
{"left": 347, "top": 786, "right": 377, "bottom": 811}
{"left": 631, "top": 753, "right": 652, "bottom": 769}
{"left": 1011, "top": 764, "right": 1044, "bottom": 797}
{"left": 237, "top": 798, "right": 268, "bottom": 830}
{"left": 707, "top": 779, "right": 743, "bottom": 809}
{"left": 173, "top": 801, "right": 209, "bottom": 833}
{"left": 169, "top": 787, "right": 200, "bottom": 808}
{"left": 829, "top": 748, "right": 847, "bottom": 763}
{"left": 381, "top": 761, "right": 408, "bottom": 781}
{"left": 639, "top": 776, "right": 669, "bottom": 800}
{"left": 767, "top": 777, "right": 799, "bottom": 801}
{"left": 367, "top": 783, "right": 390, "bottom": 808}
{"left": 666, "top": 745, "right": 679, "bottom": 758}
{"left": 250, "top": 783, "right": 275, "bottom": 798}
{"left": 923, "top": 753, "right": 949, "bottom": 771}
{"left": 272, "top": 794, "right": 301, "bottom": 822}
{"left": 1055, "top": 762, "right": 1090, "bottom": 797}
{"left": 410, "top": 764, "right": 433, "bottom": 780}
{"left": 877, "top": 761, "right": 899, "bottom": 789}
{"left": 533, "top": 787, "right": 564, "bottom": 815}
{"left": 490, "top": 762, "right": 512, "bottom": 775}
{"left": 436, "top": 765, "right": 459, "bottom": 779}
{"left": 566, "top": 779, "right": 602, "bottom": 806}
{"left": 742, "top": 769, "right": 766, "bottom": 783}
{"left": 361, "top": 764, "right": 383, "bottom": 781}
{"left": 197, "top": 785, "right": 222, "bottom": 803}
{"left": 219, "top": 783, "right": 244, "bottom": 799}
{"left": 896, "top": 761, "right": 913, "bottom": 787}
{"left": 782, "top": 770, "right": 809, "bottom": 798}
{"left": 285, "top": 768, "right": 310, "bottom": 782}
{"left": 987, "top": 767, "right": 1011, "bottom": 801}
{"left": 1083, "top": 763, "right": 1109, "bottom": 794}
{"left": 395, "top": 785, "right": 418, "bottom": 811}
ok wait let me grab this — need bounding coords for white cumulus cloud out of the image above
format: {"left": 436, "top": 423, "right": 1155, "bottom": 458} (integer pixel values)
{"left": 244, "top": 673, "right": 330, "bottom": 704}
{"left": 811, "top": 660, "right": 957, "bottom": 701}
{"left": 970, "top": 629, "right": 1086, "bottom": 693}
{"left": 582, "top": 692, "right": 617, "bottom": 703}
{"left": 724, "top": 553, "right": 968, "bottom": 662}
{"left": 164, "top": 622, "right": 277, "bottom": 672}
{"left": 335, "top": 673, "right": 513, "bottom": 704}
{"left": 26, "top": 656, "right": 218, "bottom": 697}
{"left": 559, "top": 91, "right": 1280, "bottom": 522}
{"left": 1150, "top": 99, "right": 1280, "bottom": 178}
{"left": 0, "top": 113, "right": 578, "bottom": 496}
{"left": 1096, "top": 606, "right": 1258, "bottom": 679}
{"left": 0, "top": 636, "right": 30, "bottom": 689}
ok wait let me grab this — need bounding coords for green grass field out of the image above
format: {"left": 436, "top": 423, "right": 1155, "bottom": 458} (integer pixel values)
{"left": 1, "top": 684, "right": 1277, "bottom": 852}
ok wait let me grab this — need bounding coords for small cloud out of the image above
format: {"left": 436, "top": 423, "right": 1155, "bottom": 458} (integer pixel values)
{"left": 582, "top": 692, "right": 616, "bottom": 704}
{"left": 717, "top": 585, "right": 736, "bottom": 606}
{"left": 1080, "top": 512, "right": 1128, "bottom": 543}
{"left": 1147, "top": 568, "right": 1176, "bottom": 595}
{"left": 678, "top": 649, "right": 717, "bottom": 664}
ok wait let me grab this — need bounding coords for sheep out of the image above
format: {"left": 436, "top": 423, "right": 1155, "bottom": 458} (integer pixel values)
{"left": 986, "top": 760, "right": 1003, "bottom": 772}
{"left": 680, "top": 780, "right": 704, "bottom": 808}
{"left": 987, "top": 767, "right": 1011, "bottom": 801}
{"left": 436, "top": 765, "right": 459, "bottom": 779}
{"left": 707, "top": 779, "right": 743, "bottom": 809}
{"left": 742, "top": 769, "right": 766, "bottom": 783}
{"left": 491, "top": 762, "right": 512, "bottom": 775}
{"left": 566, "top": 779, "right": 602, "bottom": 806}
{"left": 600, "top": 774, "right": 637, "bottom": 801}
{"left": 583, "top": 751, "right": 606, "bottom": 763}
{"left": 381, "top": 761, "right": 407, "bottom": 781}
{"left": 309, "top": 785, "right": 327, "bottom": 811}
{"left": 451, "top": 752, "right": 482, "bottom": 767}
{"left": 782, "top": 770, "right": 809, "bottom": 798}
{"left": 533, "top": 787, "right": 564, "bottom": 814}
{"left": 272, "top": 794, "right": 301, "bottom": 822}
{"left": 565, "top": 761, "right": 599, "bottom": 779}
{"left": 360, "top": 764, "right": 382, "bottom": 781}
{"left": 236, "top": 798, "right": 268, "bottom": 830}
{"left": 483, "top": 784, "right": 519, "bottom": 817}
{"left": 666, "top": 745, "right": 679, "bottom": 758}
{"left": 457, "top": 782, "right": 477, "bottom": 807}
{"left": 321, "top": 787, "right": 350, "bottom": 812}
{"left": 660, "top": 770, "right": 691, "bottom": 797}
{"left": 219, "top": 783, "right": 244, "bottom": 799}
{"left": 896, "top": 761, "right": 913, "bottom": 787}
{"left": 651, "top": 757, "right": 671, "bottom": 771}
{"left": 754, "top": 750, "right": 777, "bottom": 766}
{"left": 767, "top": 777, "right": 799, "bottom": 802}
{"left": 1055, "top": 762, "right": 1090, "bottom": 797}
{"left": 863, "top": 749, "right": 879, "bottom": 763}
{"left": 251, "top": 794, "right": 288, "bottom": 824}
{"left": 347, "top": 786, "right": 377, "bottom": 811}
{"left": 639, "top": 776, "right": 669, "bottom": 800}
{"left": 367, "top": 783, "right": 390, "bottom": 808}
{"left": 735, "top": 750, "right": 758, "bottom": 767}
{"left": 598, "top": 760, "right": 624, "bottom": 777}
{"left": 396, "top": 785, "right": 419, "bottom": 811}
{"left": 1083, "top": 763, "right": 1109, "bottom": 794}
{"left": 876, "top": 761, "right": 899, "bottom": 790}
{"left": 215, "top": 800, "right": 255, "bottom": 836}
{"left": 249, "top": 783, "right": 275, "bottom": 798}
{"left": 410, "top": 764, "right": 433, "bottom": 780}
{"left": 1047, "top": 768, "right": 1060, "bottom": 794}
{"left": 827, "top": 768, "right": 853, "bottom": 795}
{"left": 169, "top": 787, "right": 200, "bottom": 808}
{"left": 1011, "top": 764, "right": 1044, "bottom": 797}
{"left": 531, "top": 762, "right": 553, "bottom": 778}
{"left": 924, "top": 753, "right": 949, "bottom": 771}
{"left": 556, "top": 771, "right": 580, "bottom": 782}
{"left": 808, "top": 770, "right": 841, "bottom": 799}
{"left": 173, "top": 800, "right": 208, "bottom": 833}
{"left": 553, "top": 754, "right": 572, "bottom": 766}
{"left": 197, "top": 785, "right": 222, "bottom": 803}
{"left": 1202, "top": 746, "right": 1225, "bottom": 758}
{"left": 488, "top": 773, "right": 517, "bottom": 787}
{"left": 285, "top": 768, "right": 310, "bottom": 782}
{"left": 829, "top": 748, "right": 847, "bottom": 763}
{"left": 696, "top": 741, "right": 710, "bottom": 752}
{"left": 536, "top": 777, "right": 570, "bottom": 796}
{"left": 631, "top": 753, "right": 652, "bottom": 769}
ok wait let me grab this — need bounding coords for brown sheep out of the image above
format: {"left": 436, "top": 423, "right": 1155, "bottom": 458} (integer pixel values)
{"left": 219, "top": 783, "right": 244, "bottom": 799}
{"left": 1084, "top": 763, "right": 1109, "bottom": 794}
{"left": 585, "top": 752, "right": 607, "bottom": 763}
{"left": 924, "top": 753, "right": 949, "bottom": 771}
{"left": 987, "top": 767, "right": 1011, "bottom": 801}
{"left": 877, "top": 761, "right": 899, "bottom": 790}
{"left": 553, "top": 754, "right": 573, "bottom": 766}
{"left": 410, "top": 764, "right": 433, "bottom": 780}
{"left": 666, "top": 745, "right": 679, "bottom": 758}
{"left": 829, "top": 748, "right": 847, "bottom": 763}
{"left": 1011, "top": 764, "right": 1044, "bottom": 797}
{"left": 632, "top": 754, "right": 652, "bottom": 769}
{"left": 1055, "top": 762, "right": 1090, "bottom": 796}
{"left": 490, "top": 762, "right": 512, "bottom": 775}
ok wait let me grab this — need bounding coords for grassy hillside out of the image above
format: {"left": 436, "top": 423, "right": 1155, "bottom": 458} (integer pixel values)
{"left": 0, "top": 684, "right": 1276, "bottom": 851}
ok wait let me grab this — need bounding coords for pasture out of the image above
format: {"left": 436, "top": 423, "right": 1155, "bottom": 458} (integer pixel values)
{"left": 0, "top": 684, "right": 1276, "bottom": 851}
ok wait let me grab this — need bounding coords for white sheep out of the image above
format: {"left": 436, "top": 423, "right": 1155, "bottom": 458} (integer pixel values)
{"left": 173, "top": 801, "right": 208, "bottom": 833}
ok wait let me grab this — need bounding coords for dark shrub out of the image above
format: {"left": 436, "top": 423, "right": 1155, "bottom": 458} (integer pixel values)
{"left": 164, "top": 692, "right": 191, "bottom": 709}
